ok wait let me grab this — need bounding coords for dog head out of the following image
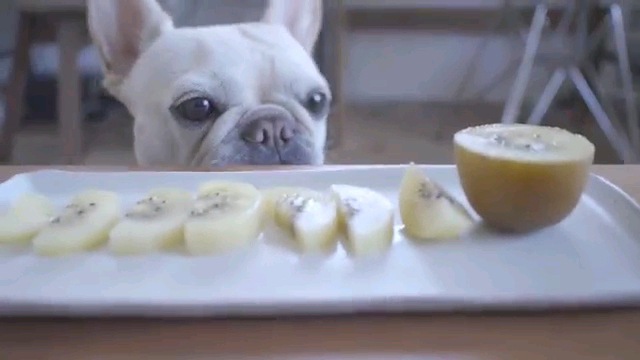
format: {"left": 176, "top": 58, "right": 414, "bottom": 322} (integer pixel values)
{"left": 87, "top": 0, "right": 330, "bottom": 167}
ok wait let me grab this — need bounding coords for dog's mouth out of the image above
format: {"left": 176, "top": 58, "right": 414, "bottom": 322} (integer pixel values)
{"left": 211, "top": 155, "right": 316, "bottom": 167}
{"left": 211, "top": 137, "right": 318, "bottom": 167}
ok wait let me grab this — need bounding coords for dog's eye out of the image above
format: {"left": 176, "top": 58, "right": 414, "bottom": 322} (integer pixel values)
{"left": 305, "top": 91, "right": 328, "bottom": 115}
{"left": 174, "top": 97, "right": 217, "bottom": 122}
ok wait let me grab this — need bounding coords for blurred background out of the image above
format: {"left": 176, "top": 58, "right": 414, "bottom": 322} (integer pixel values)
{"left": 1, "top": 0, "right": 640, "bottom": 166}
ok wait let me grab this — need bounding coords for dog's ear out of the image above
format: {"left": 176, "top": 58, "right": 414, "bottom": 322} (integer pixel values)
{"left": 262, "top": 0, "right": 323, "bottom": 54}
{"left": 87, "top": 0, "right": 174, "bottom": 92}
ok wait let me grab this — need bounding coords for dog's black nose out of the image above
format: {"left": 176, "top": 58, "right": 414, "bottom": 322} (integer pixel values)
{"left": 241, "top": 117, "right": 297, "bottom": 148}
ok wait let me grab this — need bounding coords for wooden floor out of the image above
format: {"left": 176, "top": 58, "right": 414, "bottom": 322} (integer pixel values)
{"left": 8, "top": 102, "right": 624, "bottom": 166}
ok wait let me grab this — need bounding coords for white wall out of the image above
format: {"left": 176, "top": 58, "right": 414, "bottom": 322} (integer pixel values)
{"left": 344, "top": 29, "right": 555, "bottom": 103}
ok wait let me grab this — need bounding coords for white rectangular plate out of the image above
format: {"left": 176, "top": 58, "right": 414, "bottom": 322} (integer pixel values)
{"left": 1, "top": 165, "right": 640, "bottom": 318}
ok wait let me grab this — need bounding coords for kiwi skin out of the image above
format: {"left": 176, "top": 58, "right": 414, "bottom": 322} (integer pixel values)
{"left": 454, "top": 143, "right": 594, "bottom": 234}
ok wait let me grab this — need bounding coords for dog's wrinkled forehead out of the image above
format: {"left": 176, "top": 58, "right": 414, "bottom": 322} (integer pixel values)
{"left": 123, "top": 22, "right": 328, "bottom": 108}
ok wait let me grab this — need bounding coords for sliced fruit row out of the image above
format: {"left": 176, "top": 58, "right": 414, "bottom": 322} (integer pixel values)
{"left": 0, "top": 167, "right": 476, "bottom": 258}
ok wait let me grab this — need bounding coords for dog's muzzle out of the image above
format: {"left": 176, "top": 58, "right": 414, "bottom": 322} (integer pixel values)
{"left": 216, "top": 105, "right": 316, "bottom": 166}
{"left": 240, "top": 107, "right": 298, "bottom": 149}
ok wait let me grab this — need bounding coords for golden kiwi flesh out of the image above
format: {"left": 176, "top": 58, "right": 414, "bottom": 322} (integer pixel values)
{"left": 453, "top": 124, "right": 595, "bottom": 233}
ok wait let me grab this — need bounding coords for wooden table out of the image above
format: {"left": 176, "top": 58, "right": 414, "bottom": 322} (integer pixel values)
{"left": 1, "top": 165, "right": 640, "bottom": 359}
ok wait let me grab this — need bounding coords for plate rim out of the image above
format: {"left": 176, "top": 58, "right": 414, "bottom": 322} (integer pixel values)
{"left": 3, "top": 165, "right": 640, "bottom": 316}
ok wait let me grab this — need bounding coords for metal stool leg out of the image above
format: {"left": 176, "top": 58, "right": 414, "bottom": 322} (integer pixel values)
{"left": 501, "top": 4, "right": 548, "bottom": 124}
{"left": 466, "top": 58, "right": 521, "bottom": 100}
{"left": 568, "top": 66, "right": 636, "bottom": 163}
{"left": 610, "top": 4, "right": 640, "bottom": 155}
{"left": 454, "top": 0, "right": 514, "bottom": 101}
{"left": 583, "top": 62, "right": 628, "bottom": 139}
{"left": 467, "top": 2, "right": 575, "bottom": 102}
{"left": 527, "top": 68, "right": 568, "bottom": 125}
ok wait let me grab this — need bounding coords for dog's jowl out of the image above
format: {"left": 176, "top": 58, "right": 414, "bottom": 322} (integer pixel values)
{"left": 87, "top": 0, "right": 330, "bottom": 167}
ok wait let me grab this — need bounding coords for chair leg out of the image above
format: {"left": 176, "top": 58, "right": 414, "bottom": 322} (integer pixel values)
{"left": 326, "top": 0, "right": 347, "bottom": 152}
{"left": 0, "top": 13, "right": 34, "bottom": 163}
{"left": 56, "top": 16, "right": 85, "bottom": 165}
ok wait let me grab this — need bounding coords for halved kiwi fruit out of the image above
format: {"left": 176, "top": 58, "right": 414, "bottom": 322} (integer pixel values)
{"left": 453, "top": 123, "right": 595, "bottom": 233}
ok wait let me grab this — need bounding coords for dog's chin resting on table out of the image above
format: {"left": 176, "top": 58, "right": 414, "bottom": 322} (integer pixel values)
{"left": 86, "top": 0, "right": 330, "bottom": 167}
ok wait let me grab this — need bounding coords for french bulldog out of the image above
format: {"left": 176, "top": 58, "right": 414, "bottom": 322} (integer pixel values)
{"left": 86, "top": 0, "right": 330, "bottom": 167}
